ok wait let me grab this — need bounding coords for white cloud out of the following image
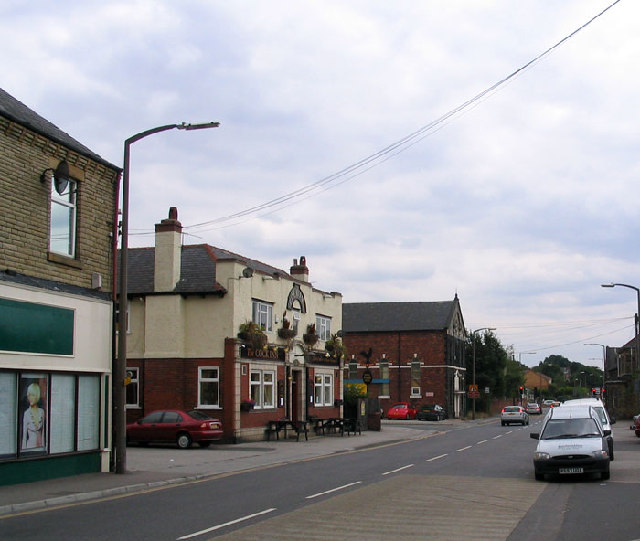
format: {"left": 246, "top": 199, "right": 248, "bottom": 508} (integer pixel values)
{"left": 2, "top": 0, "right": 638, "bottom": 367}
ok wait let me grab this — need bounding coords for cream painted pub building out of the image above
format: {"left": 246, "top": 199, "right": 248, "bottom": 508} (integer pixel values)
{"left": 123, "top": 209, "right": 343, "bottom": 442}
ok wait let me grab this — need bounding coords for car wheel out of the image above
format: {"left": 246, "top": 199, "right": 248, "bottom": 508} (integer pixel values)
{"left": 608, "top": 441, "right": 614, "bottom": 461}
{"left": 535, "top": 472, "right": 544, "bottom": 481}
{"left": 501, "top": 421, "right": 505, "bottom": 426}
{"left": 177, "top": 433, "right": 192, "bottom": 449}
{"left": 601, "top": 469, "right": 610, "bottom": 481}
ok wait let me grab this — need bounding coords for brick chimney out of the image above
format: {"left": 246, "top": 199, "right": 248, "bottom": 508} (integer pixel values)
{"left": 154, "top": 207, "right": 182, "bottom": 292}
{"left": 290, "top": 256, "right": 309, "bottom": 282}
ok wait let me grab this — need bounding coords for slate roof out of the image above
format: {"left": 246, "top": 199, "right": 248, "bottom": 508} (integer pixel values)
{"left": 0, "top": 87, "right": 119, "bottom": 171}
{"left": 342, "top": 300, "right": 458, "bottom": 333}
{"left": 0, "top": 269, "right": 110, "bottom": 301}
{"left": 125, "top": 244, "right": 293, "bottom": 296}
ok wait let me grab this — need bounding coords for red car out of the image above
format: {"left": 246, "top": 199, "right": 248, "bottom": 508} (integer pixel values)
{"left": 127, "top": 409, "right": 223, "bottom": 449}
{"left": 632, "top": 414, "right": 640, "bottom": 437}
{"left": 386, "top": 402, "right": 418, "bottom": 420}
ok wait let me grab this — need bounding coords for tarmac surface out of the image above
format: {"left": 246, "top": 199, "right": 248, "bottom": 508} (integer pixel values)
{"left": 0, "top": 418, "right": 476, "bottom": 517}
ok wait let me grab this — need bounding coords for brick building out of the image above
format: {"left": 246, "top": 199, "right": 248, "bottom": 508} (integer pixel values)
{"left": 602, "top": 337, "right": 639, "bottom": 419}
{"left": 0, "top": 88, "right": 120, "bottom": 485}
{"left": 123, "top": 208, "right": 343, "bottom": 442}
{"left": 342, "top": 297, "right": 466, "bottom": 418}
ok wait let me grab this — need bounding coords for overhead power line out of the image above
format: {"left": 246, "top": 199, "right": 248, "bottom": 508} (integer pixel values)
{"left": 180, "top": 0, "right": 623, "bottom": 234}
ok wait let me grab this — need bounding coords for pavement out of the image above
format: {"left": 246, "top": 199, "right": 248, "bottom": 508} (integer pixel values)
{"left": 0, "top": 418, "right": 480, "bottom": 517}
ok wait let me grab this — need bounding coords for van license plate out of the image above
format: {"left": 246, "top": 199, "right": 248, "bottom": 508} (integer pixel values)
{"left": 559, "top": 467, "right": 583, "bottom": 474}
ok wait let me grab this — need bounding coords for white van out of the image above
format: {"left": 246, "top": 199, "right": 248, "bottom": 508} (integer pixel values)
{"left": 561, "top": 398, "right": 615, "bottom": 460}
{"left": 530, "top": 405, "right": 611, "bottom": 481}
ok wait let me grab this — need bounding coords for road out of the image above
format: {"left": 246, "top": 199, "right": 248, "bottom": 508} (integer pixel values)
{"left": 1, "top": 416, "right": 639, "bottom": 540}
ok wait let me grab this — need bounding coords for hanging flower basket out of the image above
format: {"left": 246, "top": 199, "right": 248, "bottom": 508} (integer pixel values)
{"left": 303, "top": 324, "right": 318, "bottom": 345}
{"left": 241, "top": 399, "right": 255, "bottom": 412}
{"left": 278, "top": 328, "right": 296, "bottom": 340}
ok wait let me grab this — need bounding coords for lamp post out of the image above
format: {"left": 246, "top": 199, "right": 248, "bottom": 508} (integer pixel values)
{"left": 471, "top": 327, "right": 495, "bottom": 420}
{"left": 601, "top": 282, "right": 640, "bottom": 380}
{"left": 114, "top": 121, "right": 219, "bottom": 474}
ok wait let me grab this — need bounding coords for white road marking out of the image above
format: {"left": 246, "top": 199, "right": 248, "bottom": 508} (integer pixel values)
{"left": 457, "top": 446, "right": 472, "bottom": 452}
{"left": 306, "top": 481, "right": 362, "bottom": 499}
{"left": 476, "top": 440, "right": 488, "bottom": 444}
{"left": 176, "top": 508, "right": 276, "bottom": 539}
{"left": 382, "top": 464, "right": 414, "bottom": 475}
{"left": 492, "top": 434, "right": 503, "bottom": 439}
{"left": 427, "top": 454, "right": 448, "bottom": 462}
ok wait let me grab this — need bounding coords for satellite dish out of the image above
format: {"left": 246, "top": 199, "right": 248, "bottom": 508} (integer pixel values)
{"left": 242, "top": 267, "right": 254, "bottom": 278}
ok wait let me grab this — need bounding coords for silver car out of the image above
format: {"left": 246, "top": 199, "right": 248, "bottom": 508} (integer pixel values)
{"left": 501, "top": 405, "right": 529, "bottom": 426}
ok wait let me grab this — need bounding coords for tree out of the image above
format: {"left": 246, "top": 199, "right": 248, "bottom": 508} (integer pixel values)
{"left": 465, "top": 330, "right": 522, "bottom": 410}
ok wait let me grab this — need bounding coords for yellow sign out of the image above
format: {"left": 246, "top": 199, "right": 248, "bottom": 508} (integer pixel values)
{"left": 469, "top": 384, "right": 478, "bottom": 392}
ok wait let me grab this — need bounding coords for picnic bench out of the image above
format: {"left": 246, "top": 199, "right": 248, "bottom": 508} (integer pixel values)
{"left": 266, "top": 419, "right": 309, "bottom": 441}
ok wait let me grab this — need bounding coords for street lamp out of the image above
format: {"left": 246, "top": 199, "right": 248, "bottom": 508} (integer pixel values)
{"left": 471, "top": 327, "right": 495, "bottom": 420}
{"left": 601, "top": 282, "right": 640, "bottom": 382}
{"left": 114, "top": 121, "right": 219, "bottom": 474}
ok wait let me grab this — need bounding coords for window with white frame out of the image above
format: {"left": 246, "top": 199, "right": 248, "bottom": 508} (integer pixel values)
{"left": 315, "top": 314, "right": 331, "bottom": 341}
{"left": 314, "top": 373, "right": 333, "bottom": 406}
{"left": 125, "top": 367, "right": 139, "bottom": 407}
{"left": 379, "top": 360, "right": 390, "bottom": 397}
{"left": 198, "top": 367, "right": 220, "bottom": 408}
{"left": 252, "top": 300, "right": 273, "bottom": 332}
{"left": 250, "top": 369, "right": 275, "bottom": 408}
{"left": 49, "top": 178, "right": 77, "bottom": 258}
{"left": 410, "top": 358, "right": 421, "bottom": 397}
{"left": 292, "top": 309, "right": 301, "bottom": 335}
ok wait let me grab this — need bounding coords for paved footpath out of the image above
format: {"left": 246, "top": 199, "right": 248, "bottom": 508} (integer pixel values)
{"left": 0, "top": 419, "right": 480, "bottom": 517}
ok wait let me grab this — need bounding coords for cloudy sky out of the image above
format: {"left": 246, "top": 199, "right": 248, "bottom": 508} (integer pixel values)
{"left": 3, "top": 0, "right": 638, "bottom": 368}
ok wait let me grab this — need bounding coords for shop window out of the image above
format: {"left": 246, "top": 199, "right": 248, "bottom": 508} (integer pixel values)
{"left": 314, "top": 373, "right": 333, "bottom": 406}
{"left": 1, "top": 371, "right": 102, "bottom": 459}
{"left": 252, "top": 300, "right": 273, "bottom": 332}
{"left": 77, "top": 375, "right": 100, "bottom": 451}
{"left": 49, "top": 177, "right": 77, "bottom": 258}
{"left": 250, "top": 369, "right": 275, "bottom": 408}
{"left": 50, "top": 374, "right": 76, "bottom": 454}
{"left": 0, "top": 372, "right": 17, "bottom": 459}
{"left": 198, "top": 367, "right": 220, "bottom": 408}
{"left": 315, "top": 314, "right": 331, "bottom": 341}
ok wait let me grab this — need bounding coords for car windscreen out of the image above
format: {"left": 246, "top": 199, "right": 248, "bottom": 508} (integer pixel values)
{"left": 541, "top": 418, "right": 601, "bottom": 439}
{"left": 504, "top": 407, "right": 520, "bottom": 412}
{"left": 592, "top": 407, "right": 608, "bottom": 425}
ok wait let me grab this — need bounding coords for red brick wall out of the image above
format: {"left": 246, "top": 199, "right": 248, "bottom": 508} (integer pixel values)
{"left": 344, "top": 330, "right": 452, "bottom": 410}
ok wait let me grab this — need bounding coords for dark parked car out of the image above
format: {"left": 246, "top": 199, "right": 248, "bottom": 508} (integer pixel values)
{"left": 417, "top": 404, "right": 447, "bottom": 421}
{"left": 126, "top": 409, "right": 223, "bottom": 449}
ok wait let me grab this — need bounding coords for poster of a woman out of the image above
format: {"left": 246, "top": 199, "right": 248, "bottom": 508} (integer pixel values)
{"left": 20, "top": 376, "right": 48, "bottom": 453}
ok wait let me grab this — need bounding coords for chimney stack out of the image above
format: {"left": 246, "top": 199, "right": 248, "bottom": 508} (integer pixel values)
{"left": 290, "top": 256, "right": 309, "bottom": 282}
{"left": 154, "top": 207, "right": 182, "bottom": 292}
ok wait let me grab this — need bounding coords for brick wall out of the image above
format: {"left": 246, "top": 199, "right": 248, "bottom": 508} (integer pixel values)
{"left": 1, "top": 117, "right": 118, "bottom": 291}
{"left": 344, "top": 330, "right": 457, "bottom": 409}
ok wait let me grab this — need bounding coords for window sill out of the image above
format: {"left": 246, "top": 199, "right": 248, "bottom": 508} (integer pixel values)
{"left": 48, "top": 252, "right": 82, "bottom": 269}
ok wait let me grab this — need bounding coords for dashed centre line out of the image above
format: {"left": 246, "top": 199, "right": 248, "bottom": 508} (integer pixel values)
{"left": 457, "top": 446, "right": 472, "bottom": 452}
{"left": 306, "top": 481, "right": 362, "bottom": 499}
{"left": 382, "top": 464, "right": 414, "bottom": 475}
{"left": 426, "top": 453, "right": 448, "bottom": 462}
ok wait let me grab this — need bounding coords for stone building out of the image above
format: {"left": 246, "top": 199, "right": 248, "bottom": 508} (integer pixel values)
{"left": 123, "top": 208, "right": 343, "bottom": 442}
{"left": 342, "top": 297, "right": 466, "bottom": 418}
{"left": 0, "top": 88, "right": 120, "bottom": 485}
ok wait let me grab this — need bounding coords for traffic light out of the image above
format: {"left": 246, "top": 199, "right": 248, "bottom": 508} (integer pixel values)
{"left": 518, "top": 386, "right": 524, "bottom": 396}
